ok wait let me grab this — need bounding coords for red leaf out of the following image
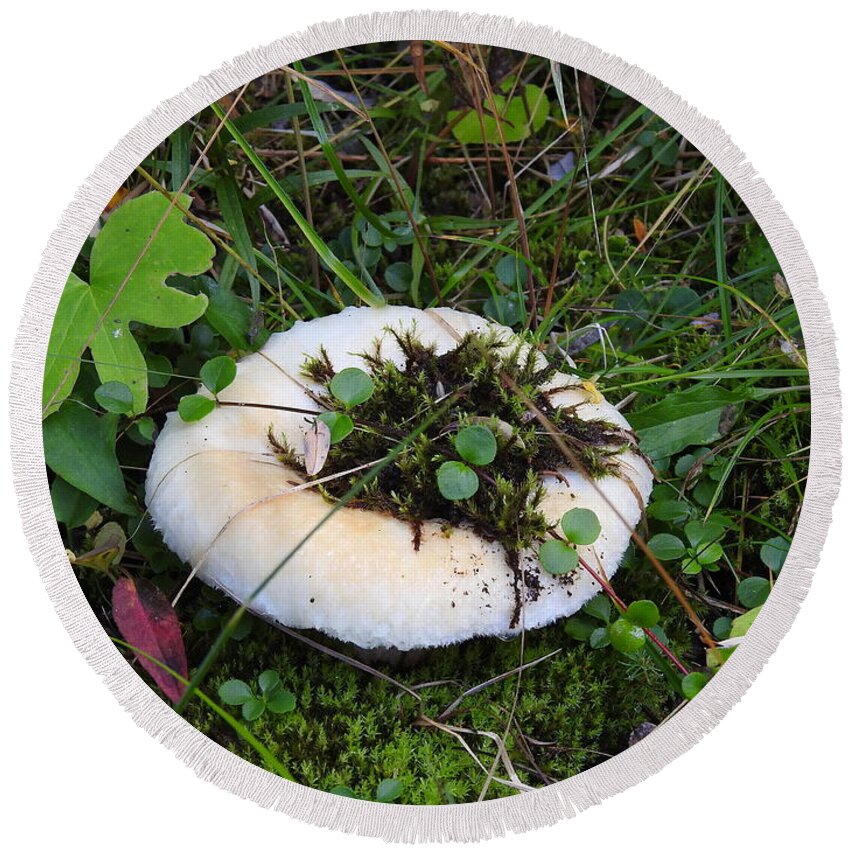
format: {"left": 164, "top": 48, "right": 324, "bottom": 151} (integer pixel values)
{"left": 112, "top": 577, "right": 188, "bottom": 704}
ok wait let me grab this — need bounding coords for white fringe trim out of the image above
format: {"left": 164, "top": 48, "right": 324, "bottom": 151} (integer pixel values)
{"left": 8, "top": 10, "right": 841, "bottom": 843}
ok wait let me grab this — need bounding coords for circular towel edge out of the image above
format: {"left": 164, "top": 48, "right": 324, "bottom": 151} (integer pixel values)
{"left": 8, "top": 9, "right": 842, "bottom": 843}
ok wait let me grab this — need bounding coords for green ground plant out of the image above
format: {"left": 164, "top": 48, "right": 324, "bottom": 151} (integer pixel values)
{"left": 45, "top": 41, "right": 808, "bottom": 801}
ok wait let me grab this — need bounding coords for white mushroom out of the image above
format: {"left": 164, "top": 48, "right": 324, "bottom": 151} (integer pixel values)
{"left": 146, "top": 306, "right": 653, "bottom": 651}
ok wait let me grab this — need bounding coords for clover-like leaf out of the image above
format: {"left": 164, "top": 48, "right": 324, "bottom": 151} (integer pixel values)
{"left": 607, "top": 617, "right": 646, "bottom": 654}
{"left": 454, "top": 425, "right": 497, "bottom": 466}
{"left": 178, "top": 394, "right": 216, "bottom": 422}
{"left": 330, "top": 367, "right": 374, "bottom": 408}
{"left": 241, "top": 697, "right": 266, "bottom": 722}
{"left": 684, "top": 519, "right": 725, "bottom": 549}
{"left": 200, "top": 356, "right": 237, "bottom": 395}
{"left": 737, "top": 576, "right": 771, "bottom": 609}
{"left": 583, "top": 595, "right": 612, "bottom": 623}
{"left": 317, "top": 411, "right": 354, "bottom": 444}
{"left": 330, "top": 786, "right": 358, "bottom": 798}
{"left": 561, "top": 508, "right": 601, "bottom": 546}
{"left": 94, "top": 381, "right": 134, "bottom": 415}
{"left": 257, "top": 670, "right": 281, "bottom": 694}
{"left": 385, "top": 262, "right": 413, "bottom": 293}
{"left": 437, "top": 461, "right": 479, "bottom": 500}
{"left": 647, "top": 533, "right": 686, "bottom": 561}
{"left": 589, "top": 627, "right": 611, "bottom": 649}
{"left": 266, "top": 689, "right": 296, "bottom": 715}
{"left": 375, "top": 778, "right": 404, "bottom": 803}
{"left": 218, "top": 679, "right": 254, "bottom": 706}
{"left": 760, "top": 536, "right": 790, "bottom": 572}
{"left": 681, "top": 671, "right": 709, "bottom": 700}
{"left": 625, "top": 600, "right": 659, "bottom": 628}
{"left": 450, "top": 81, "right": 549, "bottom": 144}
{"left": 538, "top": 539, "right": 579, "bottom": 575}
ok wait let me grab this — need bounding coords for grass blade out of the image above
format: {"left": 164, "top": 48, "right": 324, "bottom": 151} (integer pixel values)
{"left": 210, "top": 101, "right": 385, "bottom": 308}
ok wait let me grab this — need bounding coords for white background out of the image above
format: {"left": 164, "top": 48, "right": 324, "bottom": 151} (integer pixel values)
{"left": 1, "top": 2, "right": 847, "bottom": 847}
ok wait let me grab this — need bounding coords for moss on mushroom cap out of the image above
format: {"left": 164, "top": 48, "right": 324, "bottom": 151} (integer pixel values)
{"left": 146, "top": 307, "right": 653, "bottom": 650}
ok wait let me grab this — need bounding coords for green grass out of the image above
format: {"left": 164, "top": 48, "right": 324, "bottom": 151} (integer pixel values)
{"left": 51, "top": 41, "right": 808, "bottom": 802}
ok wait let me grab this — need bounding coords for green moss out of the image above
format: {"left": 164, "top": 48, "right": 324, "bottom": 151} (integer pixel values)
{"left": 276, "top": 327, "right": 632, "bottom": 559}
{"left": 182, "top": 560, "right": 682, "bottom": 804}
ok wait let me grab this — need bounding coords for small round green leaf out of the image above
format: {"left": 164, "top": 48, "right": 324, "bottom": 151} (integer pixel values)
{"left": 647, "top": 533, "right": 686, "bottom": 561}
{"left": 364, "top": 225, "right": 384, "bottom": 247}
{"left": 646, "top": 500, "right": 691, "bottom": 523}
{"left": 560, "top": 508, "right": 601, "bottom": 545}
{"left": 437, "top": 461, "right": 479, "bottom": 501}
{"left": 607, "top": 617, "right": 646, "bottom": 654}
{"left": 483, "top": 292, "right": 524, "bottom": 327}
{"left": 265, "top": 688, "right": 296, "bottom": 715}
{"left": 375, "top": 778, "right": 404, "bottom": 803}
{"left": 636, "top": 129, "right": 657, "bottom": 147}
{"left": 695, "top": 541, "right": 724, "bottom": 565}
{"left": 681, "top": 556, "right": 702, "bottom": 575}
{"left": 538, "top": 539, "right": 579, "bottom": 575}
{"left": 330, "top": 367, "right": 374, "bottom": 408}
{"left": 589, "top": 626, "right": 611, "bottom": 649}
{"left": 760, "top": 536, "right": 790, "bottom": 573}
{"left": 218, "top": 679, "right": 253, "bottom": 706}
{"left": 737, "top": 576, "right": 771, "bottom": 609}
{"left": 329, "top": 786, "right": 358, "bottom": 798}
{"left": 200, "top": 355, "right": 237, "bottom": 394}
{"left": 178, "top": 393, "right": 216, "bottom": 422}
{"left": 625, "top": 600, "right": 660, "bottom": 628}
{"left": 241, "top": 697, "right": 266, "bottom": 722}
{"left": 673, "top": 453, "right": 698, "bottom": 478}
{"left": 454, "top": 425, "right": 497, "bottom": 466}
{"left": 257, "top": 670, "right": 280, "bottom": 694}
{"left": 494, "top": 254, "right": 528, "bottom": 286}
{"left": 94, "top": 381, "right": 134, "bottom": 414}
{"left": 134, "top": 417, "right": 157, "bottom": 442}
{"left": 385, "top": 262, "right": 413, "bottom": 293}
{"left": 684, "top": 519, "right": 725, "bottom": 548}
{"left": 583, "top": 595, "right": 612, "bottom": 623}
{"left": 147, "top": 354, "right": 173, "bottom": 389}
{"left": 713, "top": 616, "right": 733, "bottom": 640}
{"left": 652, "top": 136, "right": 680, "bottom": 166}
{"left": 563, "top": 615, "right": 596, "bottom": 642}
{"left": 681, "top": 671, "right": 709, "bottom": 700}
{"left": 729, "top": 606, "right": 761, "bottom": 639}
{"left": 317, "top": 411, "right": 354, "bottom": 444}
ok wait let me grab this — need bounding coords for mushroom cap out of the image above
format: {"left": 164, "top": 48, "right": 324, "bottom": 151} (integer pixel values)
{"left": 146, "top": 306, "right": 652, "bottom": 650}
